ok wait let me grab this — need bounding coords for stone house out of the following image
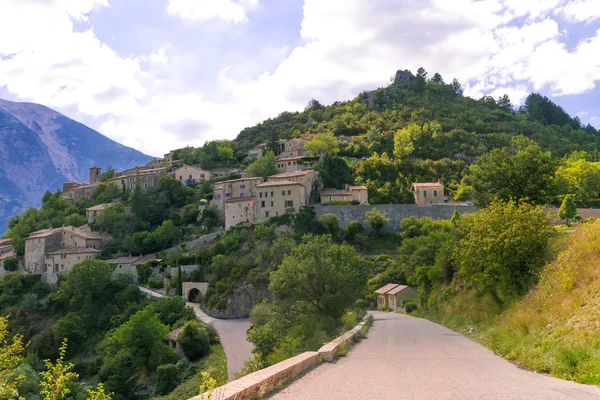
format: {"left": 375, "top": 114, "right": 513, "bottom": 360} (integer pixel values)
{"left": 212, "top": 177, "right": 264, "bottom": 215}
{"left": 279, "top": 138, "right": 306, "bottom": 158}
{"left": 45, "top": 247, "right": 100, "bottom": 275}
{"left": 107, "top": 254, "right": 158, "bottom": 282}
{"left": 375, "top": 283, "right": 418, "bottom": 311}
{"left": 0, "top": 239, "right": 16, "bottom": 274}
{"left": 320, "top": 185, "right": 368, "bottom": 205}
{"left": 267, "top": 170, "right": 319, "bottom": 205}
{"left": 255, "top": 181, "right": 306, "bottom": 221}
{"left": 412, "top": 182, "right": 445, "bottom": 205}
{"left": 224, "top": 197, "right": 257, "bottom": 229}
{"left": 276, "top": 156, "right": 306, "bottom": 173}
{"left": 109, "top": 167, "right": 169, "bottom": 191}
{"left": 173, "top": 165, "right": 216, "bottom": 184}
{"left": 165, "top": 326, "right": 184, "bottom": 351}
{"left": 24, "top": 226, "right": 104, "bottom": 275}
{"left": 86, "top": 203, "right": 112, "bottom": 224}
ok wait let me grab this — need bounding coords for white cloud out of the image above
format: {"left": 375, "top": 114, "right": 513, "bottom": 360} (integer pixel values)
{"left": 166, "top": 0, "right": 258, "bottom": 23}
{"left": 2, "top": 0, "right": 600, "bottom": 156}
{"left": 558, "top": 0, "right": 600, "bottom": 23}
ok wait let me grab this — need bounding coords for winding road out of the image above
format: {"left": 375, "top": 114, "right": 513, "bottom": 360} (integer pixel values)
{"left": 271, "top": 312, "right": 600, "bottom": 400}
{"left": 138, "top": 286, "right": 253, "bottom": 380}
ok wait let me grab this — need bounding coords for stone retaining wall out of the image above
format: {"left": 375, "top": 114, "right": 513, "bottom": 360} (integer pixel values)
{"left": 313, "top": 204, "right": 478, "bottom": 232}
{"left": 189, "top": 314, "right": 374, "bottom": 400}
{"left": 190, "top": 352, "right": 320, "bottom": 400}
{"left": 318, "top": 314, "right": 373, "bottom": 362}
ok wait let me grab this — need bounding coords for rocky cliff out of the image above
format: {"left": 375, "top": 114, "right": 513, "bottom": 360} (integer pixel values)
{"left": 0, "top": 98, "right": 152, "bottom": 233}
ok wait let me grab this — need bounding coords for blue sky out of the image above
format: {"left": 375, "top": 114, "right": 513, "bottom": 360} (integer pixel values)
{"left": 0, "top": 0, "right": 599, "bottom": 156}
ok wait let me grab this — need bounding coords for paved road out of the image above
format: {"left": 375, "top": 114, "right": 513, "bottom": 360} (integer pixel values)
{"left": 138, "top": 286, "right": 253, "bottom": 381}
{"left": 271, "top": 312, "right": 600, "bottom": 400}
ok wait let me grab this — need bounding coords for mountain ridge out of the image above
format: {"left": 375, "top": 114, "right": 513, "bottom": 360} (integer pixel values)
{"left": 0, "top": 98, "right": 152, "bottom": 233}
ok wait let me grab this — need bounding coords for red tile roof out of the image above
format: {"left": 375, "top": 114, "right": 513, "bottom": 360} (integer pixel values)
{"left": 46, "top": 247, "right": 101, "bottom": 255}
{"left": 387, "top": 285, "right": 410, "bottom": 295}
{"left": 412, "top": 182, "right": 443, "bottom": 187}
{"left": 257, "top": 181, "right": 303, "bottom": 188}
{"left": 375, "top": 283, "right": 400, "bottom": 295}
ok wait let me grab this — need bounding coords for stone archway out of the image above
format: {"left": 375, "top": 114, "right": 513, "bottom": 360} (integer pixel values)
{"left": 188, "top": 288, "right": 201, "bottom": 303}
{"left": 182, "top": 282, "right": 208, "bottom": 303}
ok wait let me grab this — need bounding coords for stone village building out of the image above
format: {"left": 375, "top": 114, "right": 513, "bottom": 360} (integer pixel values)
{"left": 412, "top": 182, "right": 445, "bottom": 205}
{"left": 0, "top": 239, "right": 15, "bottom": 274}
{"left": 320, "top": 185, "right": 368, "bottom": 205}
{"left": 24, "top": 226, "right": 103, "bottom": 276}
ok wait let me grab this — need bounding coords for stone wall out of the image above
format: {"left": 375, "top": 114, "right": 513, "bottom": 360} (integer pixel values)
{"left": 313, "top": 204, "right": 478, "bottom": 232}
{"left": 163, "top": 231, "right": 222, "bottom": 257}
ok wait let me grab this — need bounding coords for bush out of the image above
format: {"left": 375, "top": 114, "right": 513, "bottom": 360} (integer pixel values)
{"left": 216, "top": 298, "right": 228, "bottom": 310}
{"left": 178, "top": 321, "right": 211, "bottom": 361}
{"left": 330, "top": 200, "right": 351, "bottom": 205}
{"left": 350, "top": 200, "right": 360, "bottom": 205}
{"left": 404, "top": 301, "right": 417, "bottom": 313}
{"left": 149, "top": 279, "right": 164, "bottom": 289}
{"left": 155, "top": 364, "right": 180, "bottom": 395}
{"left": 343, "top": 220, "right": 364, "bottom": 243}
{"left": 3, "top": 255, "right": 18, "bottom": 271}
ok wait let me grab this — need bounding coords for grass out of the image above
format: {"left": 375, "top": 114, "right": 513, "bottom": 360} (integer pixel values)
{"left": 152, "top": 344, "right": 227, "bottom": 400}
{"left": 417, "top": 220, "right": 600, "bottom": 385}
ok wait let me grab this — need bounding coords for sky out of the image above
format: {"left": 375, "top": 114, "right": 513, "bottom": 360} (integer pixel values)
{"left": 1, "top": 0, "right": 600, "bottom": 157}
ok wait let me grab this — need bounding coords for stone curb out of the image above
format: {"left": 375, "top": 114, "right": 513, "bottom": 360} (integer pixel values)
{"left": 190, "top": 351, "right": 320, "bottom": 400}
{"left": 318, "top": 314, "right": 373, "bottom": 362}
{"left": 189, "top": 314, "right": 373, "bottom": 400}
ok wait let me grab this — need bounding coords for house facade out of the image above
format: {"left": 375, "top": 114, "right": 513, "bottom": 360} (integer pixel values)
{"left": 173, "top": 165, "right": 216, "bottom": 184}
{"left": 320, "top": 185, "right": 368, "bottom": 205}
{"left": 212, "top": 177, "right": 264, "bottom": 215}
{"left": 375, "top": 283, "right": 418, "bottom": 311}
{"left": 256, "top": 181, "right": 306, "bottom": 221}
{"left": 86, "top": 203, "right": 111, "bottom": 224}
{"left": 276, "top": 156, "right": 307, "bottom": 173}
{"left": 267, "top": 170, "right": 318, "bottom": 205}
{"left": 24, "top": 226, "right": 104, "bottom": 275}
{"left": 224, "top": 197, "right": 257, "bottom": 229}
{"left": 279, "top": 138, "right": 306, "bottom": 158}
{"left": 412, "top": 182, "right": 445, "bottom": 205}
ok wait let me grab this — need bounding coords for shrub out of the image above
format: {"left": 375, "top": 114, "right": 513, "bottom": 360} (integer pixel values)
{"left": 330, "top": 200, "right": 351, "bottom": 205}
{"left": 404, "top": 301, "right": 417, "bottom": 313}
{"left": 317, "top": 213, "right": 340, "bottom": 237}
{"left": 216, "top": 298, "right": 228, "bottom": 310}
{"left": 155, "top": 364, "right": 180, "bottom": 395}
{"left": 341, "top": 311, "right": 360, "bottom": 330}
{"left": 149, "top": 279, "right": 164, "bottom": 289}
{"left": 3, "top": 255, "right": 18, "bottom": 271}
{"left": 350, "top": 200, "right": 360, "bottom": 205}
{"left": 343, "top": 220, "right": 364, "bottom": 243}
{"left": 365, "top": 208, "right": 390, "bottom": 235}
{"left": 178, "top": 321, "right": 211, "bottom": 361}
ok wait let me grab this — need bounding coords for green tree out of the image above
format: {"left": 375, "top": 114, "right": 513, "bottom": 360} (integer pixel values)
{"left": 94, "top": 205, "right": 129, "bottom": 237}
{"left": 342, "top": 220, "right": 364, "bottom": 243}
{"left": 555, "top": 157, "right": 600, "bottom": 207}
{"left": 454, "top": 200, "right": 550, "bottom": 301}
{"left": 100, "top": 167, "right": 116, "bottom": 182}
{"left": 317, "top": 214, "right": 340, "bottom": 237}
{"left": 40, "top": 339, "right": 78, "bottom": 400}
{"left": 451, "top": 78, "right": 464, "bottom": 95}
{"left": 246, "top": 151, "right": 278, "bottom": 180}
{"left": 365, "top": 208, "right": 390, "bottom": 235}
{"left": 3, "top": 255, "right": 18, "bottom": 272}
{"left": 431, "top": 72, "right": 444, "bottom": 84}
{"left": 497, "top": 94, "right": 512, "bottom": 110}
{"left": 154, "top": 364, "right": 179, "bottom": 395}
{"left": 177, "top": 321, "right": 210, "bottom": 361}
{"left": 0, "top": 315, "right": 26, "bottom": 400}
{"left": 304, "top": 133, "right": 339, "bottom": 162}
{"left": 105, "top": 307, "right": 172, "bottom": 371}
{"left": 393, "top": 126, "right": 415, "bottom": 159}
{"left": 87, "top": 383, "right": 113, "bottom": 400}
{"left": 136, "top": 263, "right": 152, "bottom": 284}
{"left": 176, "top": 265, "right": 183, "bottom": 296}
{"left": 471, "top": 136, "right": 555, "bottom": 205}
{"left": 269, "top": 235, "right": 368, "bottom": 321}
{"left": 450, "top": 210, "right": 461, "bottom": 225}
{"left": 315, "top": 156, "right": 353, "bottom": 189}
{"left": 558, "top": 194, "right": 577, "bottom": 225}
{"left": 64, "top": 213, "right": 87, "bottom": 228}
{"left": 58, "top": 259, "right": 113, "bottom": 311}
{"left": 216, "top": 142, "right": 234, "bottom": 160}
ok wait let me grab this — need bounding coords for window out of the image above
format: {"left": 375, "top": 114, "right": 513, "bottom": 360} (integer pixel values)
{"left": 225, "top": 193, "right": 231, "bottom": 198}
{"left": 276, "top": 212, "right": 279, "bottom": 216}
{"left": 233, "top": 215, "right": 235, "bottom": 219}
{"left": 433, "top": 190, "right": 438, "bottom": 197}
{"left": 240, "top": 184, "right": 246, "bottom": 189}
{"left": 179, "top": 176, "right": 183, "bottom": 180}
{"left": 282, "top": 191, "right": 285, "bottom": 196}
{"left": 271, "top": 192, "right": 274, "bottom": 197}
{"left": 261, "top": 201, "right": 265, "bottom": 207}
{"left": 200, "top": 174, "right": 205, "bottom": 178}
{"left": 240, "top": 214, "right": 243, "bottom": 218}
{"left": 271, "top": 201, "right": 274, "bottom": 206}
{"left": 260, "top": 192, "right": 263, "bottom": 198}
{"left": 265, "top": 212, "right": 270, "bottom": 218}
{"left": 189, "top": 175, "right": 192, "bottom": 180}
{"left": 240, "top": 193, "right": 245, "bottom": 197}
{"left": 285, "top": 200, "right": 293, "bottom": 208}
{"left": 288, "top": 190, "right": 291, "bottom": 195}
{"left": 423, "top": 190, "right": 428, "bottom": 197}
{"left": 216, "top": 194, "right": 221, "bottom": 200}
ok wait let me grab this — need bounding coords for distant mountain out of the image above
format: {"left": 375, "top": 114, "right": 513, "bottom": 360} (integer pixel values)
{"left": 0, "top": 98, "right": 152, "bottom": 233}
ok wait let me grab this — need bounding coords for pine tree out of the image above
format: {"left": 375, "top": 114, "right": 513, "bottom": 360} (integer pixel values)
{"left": 176, "top": 264, "right": 183, "bottom": 296}
{"left": 431, "top": 72, "right": 444, "bottom": 84}
{"left": 498, "top": 94, "right": 512, "bottom": 110}
{"left": 451, "top": 78, "right": 464, "bottom": 95}
{"left": 558, "top": 194, "right": 577, "bottom": 226}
